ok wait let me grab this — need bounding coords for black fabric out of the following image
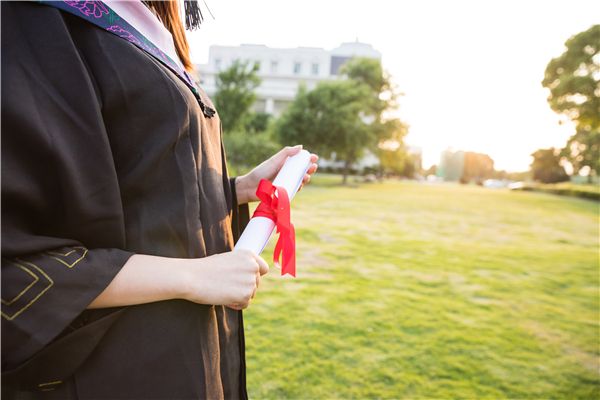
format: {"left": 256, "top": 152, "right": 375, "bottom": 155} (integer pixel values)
{"left": 2, "top": 2, "right": 250, "bottom": 398}
{"left": 230, "top": 178, "right": 251, "bottom": 242}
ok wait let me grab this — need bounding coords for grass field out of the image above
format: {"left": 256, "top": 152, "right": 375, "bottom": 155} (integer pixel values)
{"left": 244, "top": 175, "right": 599, "bottom": 399}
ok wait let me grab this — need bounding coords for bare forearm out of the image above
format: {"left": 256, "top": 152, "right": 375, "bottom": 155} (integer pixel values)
{"left": 87, "top": 254, "right": 189, "bottom": 309}
{"left": 235, "top": 174, "right": 253, "bottom": 205}
{"left": 87, "top": 250, "right": 269, "bottom": 310}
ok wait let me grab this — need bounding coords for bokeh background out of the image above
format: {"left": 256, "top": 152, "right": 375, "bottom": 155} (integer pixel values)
{"left": 187, "top": 1, "right": 599, "bottom": 398}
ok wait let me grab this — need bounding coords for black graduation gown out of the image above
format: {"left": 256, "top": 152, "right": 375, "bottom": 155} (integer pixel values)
{"left": 1, "top": 2, "right": 250, "bottom": 398}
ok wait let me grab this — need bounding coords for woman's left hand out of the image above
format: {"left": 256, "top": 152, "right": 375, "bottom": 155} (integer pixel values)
{"left": 235, "top": 145, "right": 319, "bottom": 204}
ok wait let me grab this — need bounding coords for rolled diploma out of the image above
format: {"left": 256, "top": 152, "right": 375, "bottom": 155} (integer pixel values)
{"left": 234, "top": 149, "right": 311, "bottom": 255}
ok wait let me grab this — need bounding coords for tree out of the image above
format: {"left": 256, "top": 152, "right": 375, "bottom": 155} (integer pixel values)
{"left": 276, "top": 81, "right": 372, "bottom": 183}
{"left": 213, "top": 60, "right": 260, "bottom": 133}
{"left": 340, "top": 58, "right": 392, "bottom": 113}
{"left": 214, "top": 63, "right": 281, "bottom": 170}
{"left": 244, "top": 112, "right": 271, "bottom": 134}
{"left": 223, "top": 131, "right": 280, "bottom": 170}
{"left": 542, "top": 25, "right": 600, "bottom": 181}
{"left": 377, "top": 142, "right": 420, "bottom": 178}
{"left": 562, "top": 129, "right": 600, "bottom": 181}
{"left": 276, "top": 58, "right": 407, "bottom": 183}
{"left": 378, "top": 147, "right": 408, "bottom": 176}
{"left": 530, "top": 148, "right": 569, "bottom": 183}
{"left": 461, "top": 152, "right": 494, "bottom": 184}
{"left": 340, "top": 58, "right": 406, "bottom": 144}
{"left": 424, "top": 164, "right": 437, "bottom": 177}
{"left": 492, "top": 169, "right": 531, "bottom": 181}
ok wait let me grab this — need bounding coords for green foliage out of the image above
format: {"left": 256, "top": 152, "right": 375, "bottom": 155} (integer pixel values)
{"left": 542, "top": 25, "right": 600, "bottom": 177}
{"left": 246, "top": 177, "right": 599, "bottom": 398}
{"left": 513, "top": 182, "right": 600, "bottom": 201}
{"left": 340, "top": 57, "right": 395, "bottom": 114}
{"left": 213, "top": 60, "right": 261, "bottom": 133}
{"left": 492, "top": 170, "right": 531, "bottom": 181}
{"left": 562, "top": 128, "right": 600, "bottom": 179}
{"left": 244, "top": 112, "right": 271, "bottom": 134}
{"left": 223, "top": 130, "right": 280, "bottom": 169}
{"left": 378, "top": 147, "right": 407, "bottom": 176}
{"left": 378, "top": 145, "right": 417, "bottom": 177}
{"left": 340, "top": 58, "right": 406, "bottom": 145}
{"left": 276, "top": 58, "right": 408, "bottom": 183}
{"left": 214, "top": 62, "right": 281, "bottom": 170}
{"left": 276, "top": 81, "right": 372, "bottom": 181}
{"left": 341, "top": 57, "right": 386, "bottom": 91}
{"left": 531, "top": 148, "right": 569, "bottom": 183}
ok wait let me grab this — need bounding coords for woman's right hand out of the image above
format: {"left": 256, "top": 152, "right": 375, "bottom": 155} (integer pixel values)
{"left": 88, "top": 251, "right": 269, "bottom": 310}
{"left": 184, "top": 249, "right": 269, "bottom": 310}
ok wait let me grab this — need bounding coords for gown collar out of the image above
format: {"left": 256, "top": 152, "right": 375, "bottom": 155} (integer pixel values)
{"left": 106, "top": 1, "right": 184, "bottom": 72}
{"left": 39, "top": 0, "right": 215, "bottom": 118}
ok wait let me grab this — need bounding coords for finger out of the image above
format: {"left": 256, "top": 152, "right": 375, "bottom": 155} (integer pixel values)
{"left": 253, "top": 254, "right": 269, "bottom": 275}
{"left": 274, "top": 145, "right": 302, "bottom": 161}
{"left": 307, "top": 163, "right": 318, "bottom": 175}
{"left": 255, "top": 271, "right": 260, "bottom": 290}
{"left": 302, "top": 174, "right": 311, "bottom": 184}
{"left": 236, "top": 301, "right": 250, "bottom": 310}
{"left": 310, "top": 154, "right": 319, "bottom": 163}
{"left": 287, "top": 144, "right": 303, "bottom": 155}
{"left": 227, "top": 303, "right": 244, "bottom": 310}
{"left": 268, "top": 147, "right": 294, "bottom": 169}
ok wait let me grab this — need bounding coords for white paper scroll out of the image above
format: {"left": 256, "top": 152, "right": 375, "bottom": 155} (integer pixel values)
{"left": 234, "top": 149, "right": 312, "bottom": 255}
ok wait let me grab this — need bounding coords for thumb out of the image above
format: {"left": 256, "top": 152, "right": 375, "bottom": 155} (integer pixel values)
{"left": 273, "top": 145, "right": 302, "bottom": 163}
{"left": 253, "top": 254, "right": 269, "bottom": 276}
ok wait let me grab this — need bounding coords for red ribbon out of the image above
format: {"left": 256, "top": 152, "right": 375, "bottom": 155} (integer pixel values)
{"left": 252, "top": 179, "right": 296, "bottom": 277}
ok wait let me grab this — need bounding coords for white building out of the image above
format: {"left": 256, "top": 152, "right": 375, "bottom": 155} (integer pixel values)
{"left": 196, "top": 41, "right": 381, "bottom": 116}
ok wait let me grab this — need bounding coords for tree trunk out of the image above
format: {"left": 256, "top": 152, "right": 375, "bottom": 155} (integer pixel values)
{"left": 342, "top": 160, "right": 351, "bottom": 184}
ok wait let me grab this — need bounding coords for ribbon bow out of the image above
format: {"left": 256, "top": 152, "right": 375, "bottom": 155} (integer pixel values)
{"left": 252, "top": 179, "right": 296, "bottom": 277}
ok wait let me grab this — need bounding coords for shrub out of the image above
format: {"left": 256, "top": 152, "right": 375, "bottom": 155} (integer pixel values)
{"left": 512, "top": 182, "right": 599, "bottom": 201}
{"left": 223, "top": 131, "right": 280, "bottom": 171}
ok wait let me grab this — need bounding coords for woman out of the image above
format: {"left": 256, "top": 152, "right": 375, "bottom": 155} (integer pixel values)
{"left": 1, "top": 1, "right": 317, "bottom": 398}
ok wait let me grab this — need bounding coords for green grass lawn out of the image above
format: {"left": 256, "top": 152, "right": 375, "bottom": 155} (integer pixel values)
{"left": 244, "top": 175, "right": 599, "bottom": 399}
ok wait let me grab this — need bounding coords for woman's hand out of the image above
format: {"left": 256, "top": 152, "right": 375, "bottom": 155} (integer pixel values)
{"left": 235, "top": 145, "right": 319, "bottom": 204}
{"left": 88, "top": 250, "right": 269, "bottom": 310}
{"left": 183, "top": 249, "right": 269, "bottom": 310}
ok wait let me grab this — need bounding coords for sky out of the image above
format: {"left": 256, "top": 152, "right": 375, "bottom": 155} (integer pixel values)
{"left": 188, "top": 0, "right": 599, "bottom": 171}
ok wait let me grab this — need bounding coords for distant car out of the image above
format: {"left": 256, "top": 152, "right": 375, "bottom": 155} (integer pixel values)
{"left": 363, "top": 174, "right": 377, "bottom": 183}
{"left": 426, "top": 175, "right": 443, "bottom": 183}
{"left": 508, "top": 181, "right": 525, "bottom": 190}
{"left": 483, "top": 179, "right": 507, "bottom": 188}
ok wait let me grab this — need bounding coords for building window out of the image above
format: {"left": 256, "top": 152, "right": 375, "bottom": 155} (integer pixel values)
{"left": 271, "top": 60, "right": 278, "bottom": 74}
{"left": 311, "top": 63, "right": 319, "bottom": 75}
{"left": 215, "top": 58, "right": 222, "bottom": 70}
{"left": 293, "top": 62, "right": 302, "bottom": 75}
{"left": 330, "top": 55, "right": 350, "bottom": 75}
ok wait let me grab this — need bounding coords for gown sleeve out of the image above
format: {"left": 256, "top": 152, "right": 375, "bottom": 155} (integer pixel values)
{"left": 1, "top": 2, "right": 134, "bottom": 378}
{"left": 229, "top": 178, "right": 251, "bottom": 243}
